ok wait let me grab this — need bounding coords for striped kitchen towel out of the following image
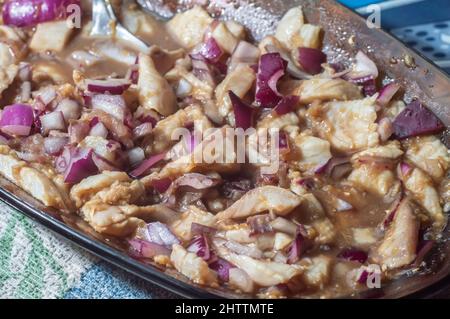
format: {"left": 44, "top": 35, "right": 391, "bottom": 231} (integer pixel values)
{"left": 0, "top": 201, "right": 177, "bottom": 299}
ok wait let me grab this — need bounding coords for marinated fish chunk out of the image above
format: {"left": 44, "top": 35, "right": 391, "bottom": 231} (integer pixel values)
{"left": 372, "top": 199, "right": 419, "bottom": 269}
{"left": 297, "top": 79, "right": 362, "bottom": 104}
{"left": 81, "top": 200, "right": 178, "bottom": 237}
{"left": 149, "top": 105, "right": 212, "bottom": 154}
{"left": 348, "top": 163, "right": 401, "bottom": 198}
{"left": 220, "top": 252, "right": 303, "bottom": 287}
{"left": 401, "top": 167, "right": 445, "bottom": 229}
{"left": 302, "top": 255, "right": 333, "bottom": 288}
{"left": 70, "top": 171, "right": 131, "bottom": 208}
{"left": 275, "top": 6, "right": 305, "bottom": 48}
{"left": 308, "top": 96, "right": 379, "bottom": 153}
{"left": 166, "top": 6, "right": 213, "bottom": 49}
{"left": 352, "top": 141, "right": 404, "bottom": 162}
{"left": 294, "top": 135, "right": 332, "bottom": 172}
{"left": 0, "top": 146, "right": 71, "bottom": 212}
{"left": 215, "top": 186, "right": 302, "bottom": 220}
{"left": 404, "top": 136, "right": 450, "bottom": 183}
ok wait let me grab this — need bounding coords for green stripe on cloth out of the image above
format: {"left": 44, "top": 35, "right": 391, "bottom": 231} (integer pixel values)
{"left": 0, "top": 201, "right": 177, "bottom": 299}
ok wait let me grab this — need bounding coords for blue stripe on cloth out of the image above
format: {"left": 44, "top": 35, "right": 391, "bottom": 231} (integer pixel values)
{"left": 63, "top": 261, "right": 153, "bottom": 299}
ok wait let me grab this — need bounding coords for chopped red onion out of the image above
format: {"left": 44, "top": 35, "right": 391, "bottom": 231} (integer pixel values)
{"left": 399, "top": 162, "right": 413, "bottom": 178}
{"left": 277, "top": 131, "right": 290, "bottom": 156}
{"left": 91, "top": 94, "right": 127, "bottom": 122}
{"left": 18, "top": 62, "right": 31, "bottom": 81}
{"left": 141, "top": 114, "right": 159, "bottom": 128}
{"left": 126, "top": 65, "right": 139, "bottom": 85}
{"left": 335, "top": 198, "right": 353, "bottom": 212}
{"left": 296, "top": 47, "right": 327, "bottom": 75}
{"left": 273, "top": 95, "right": 299, "bottom": 116}
{"left": 176, "top": 79, "right": 193, "bottom": 98}
{"left": 338, "top": 248, "right": 368, "bottom": 264}
{"left": 39, "top": 111, "right": 65, "bottom": 134}
{"left": 2, "top": 0, "right": 80, "bottom": 27}
{"left": 187, "top": 234, "right": 211, "bottom": 261}
{"left": 128, "top": 238, "right": 171, "bottom": 259}
{"left": 129, "top": 152, "right": 166, "bottom": 178}
{"left": 287, "top": 227, "right": 306, "bottom": 264}
{"left": 264, "top": 45, "right": 312, "bottom": 80}
{"left": 127, "top": 147, "right": 145, "bottom": 167}
{"left": 55, "top": 99, "right": 81, "bottom": 122}
{"left": 86, "top": 78, "right": 131, "bottom": 95}
{"left": 35, "top": 86, "right": 57, "bottom": 107}
{"left": 146, "top": 222, "right": 180, "bottom": 246}
{"left": 196, "top": 37, "right": 223, "bottom": 63}
{"left": 228, "top": 91, "right": 254, "bottom": 130}
{"left": 0, "top": 104, "right": 34, "bottom": 136}
{"left": 191, "top": 59, "right": 217, "bottom": 87}
{"left": 191, "top": 223, "right": 216, "bottom": 237}
{"left": 63, "top": 147, "right": 98, "bottom": 183}
{"left": 314, "top": 158, "right": 332, "bottom": 174}
{"left": 377, "top": 82, "right": 400, "bottom": 107}
{"left": 150, "top": 178, "right": 172, "bottom": 193}
{"left": 55, "top": 146, "right": 71, "bottom": 173}
{"left": 229, "top": 268, "right": 254, "bottom": 293}
{"left": 209, "top": 257, "right": 235, "bottom": 282}
{"left": 44, "top": 136, "right": 68, "bottom": 155}
{"left": 348, "top": 51, "right": 379, "bottom": 80}
{"left": 89, "top": 122, "right": 108, "bottom": 138}
{"left": 255, "top": 53, "right": 287, "bottom": 107}
{"left": 362, "top": 79, "right": 378, "bottom": 97}
{"left": 383, "top": 194, "right": 403, "bottom": 229}
{"left": 321, "top": 157, "right": 352, "bottom": 180}
{"left": 20, "top": 81, "right": 31, "bottom": 102}
{"left": 392, "top": 100, "right": 445, "bottom": 139}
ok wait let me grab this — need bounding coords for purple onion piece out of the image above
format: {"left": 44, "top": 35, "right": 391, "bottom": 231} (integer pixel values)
{"left": 228, "top": 91, "right": 254, "bottom": 130}
{"left": 377, "top": 82, "right": 400, "bottom": 107}
{"left": 129, "top": 152, "right": 166, "bottom": 178}
{"left": 146, "top": 222, "right": 180, "bottom": 246}
{"left": 287, "top": 226, "right": 308, "bottom": 264}
{"left": 255, "top": 52, "right": 287, "bottom": 107}
{"left": 247, "top": 214, "right": 273, "bottom": 235}
{"left": 296, "top": 47, "right": 327, "bottom": 75}
{"left": 209, "top": 257, "right": 235, "bottom": 282}
{"left": 2, "top": 0, "right": 80, "bottom": 27}
{"left": 190, "top": 222, "right": 217, "bottom": 237}
{"left": 151, "top": 178, "right": 172, "bottom": 193}
{"left": 273, "top": 95, "right": 299, "bottom": 116}
{"left": 393, "top": 100, "right": 445, "bottom": 139}
{"left": 63, "top": 147, "right": 98, "bottom": 183}
{"left": 187, "top": 234, "right": 211, "bottom": 261}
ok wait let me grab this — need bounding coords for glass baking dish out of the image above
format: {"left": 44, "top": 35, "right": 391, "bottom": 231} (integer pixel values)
{"left": 0, "top": 0, "right": 449, "bottom": 298}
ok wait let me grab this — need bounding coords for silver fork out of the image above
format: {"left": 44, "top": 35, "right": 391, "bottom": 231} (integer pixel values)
{"left": 90, "top": 0, "right": 151, "bottom": 53}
